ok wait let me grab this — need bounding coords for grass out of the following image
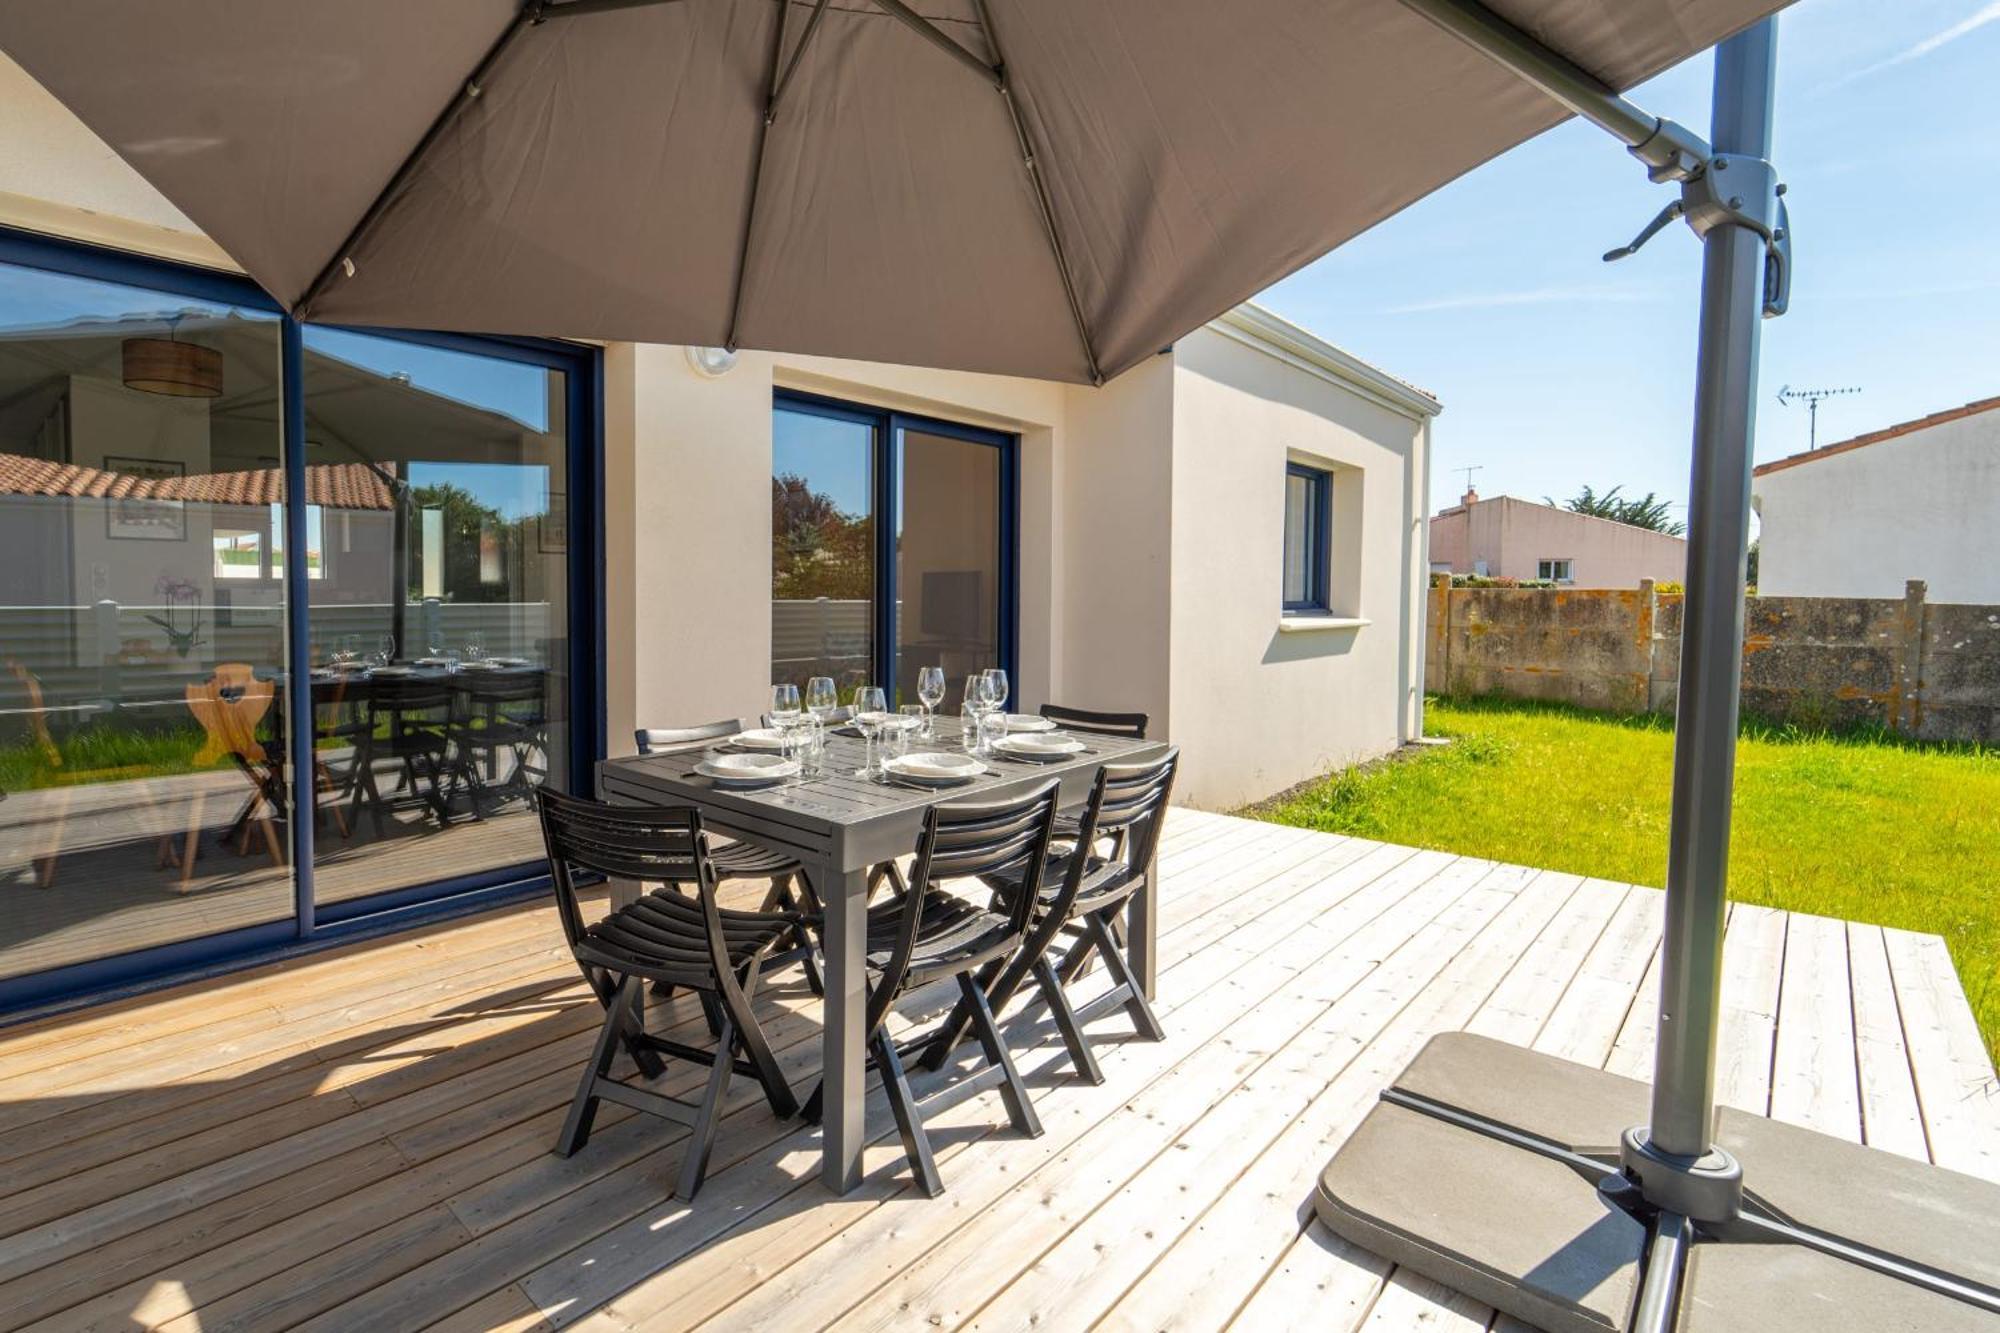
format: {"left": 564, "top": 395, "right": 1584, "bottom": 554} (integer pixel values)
{"left": 1247, "top": 695, "right": 2000, "bottom": 1067}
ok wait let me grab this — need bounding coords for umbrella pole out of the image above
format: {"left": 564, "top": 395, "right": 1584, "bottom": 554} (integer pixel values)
{"left": 1621, "top": 19, "right": 1778, "bottom": 1216}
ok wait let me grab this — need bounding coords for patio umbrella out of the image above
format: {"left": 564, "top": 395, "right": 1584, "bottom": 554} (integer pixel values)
{"left": 3, "top": 0, "right": 1775, "bottom": 388}
{"left": 13, "top": 3, "right": 1994, "bottom": 1330}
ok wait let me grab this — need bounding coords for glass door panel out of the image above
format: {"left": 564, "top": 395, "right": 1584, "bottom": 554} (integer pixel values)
{"left": 771, "top": 403, "right": 876, "bottom": 696}
{"left": 300, "top": 327, "right": 570, "bottom": 906}
{"left": 0, "top": 263, "right": 290, "bottom": 978}
{"left": 896, "top": 428, "right": 1002, "bottom": 711}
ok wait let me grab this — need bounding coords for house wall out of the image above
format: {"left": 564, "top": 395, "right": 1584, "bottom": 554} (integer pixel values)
{"left": 1429, "top": 495, "right": 1686, "bottom": 587}
{"left": 1753, "top": 407, "right": 2000, "bottom": 602}
{"left": 1166, "top": 322, "right": 1433, "bottom": 808}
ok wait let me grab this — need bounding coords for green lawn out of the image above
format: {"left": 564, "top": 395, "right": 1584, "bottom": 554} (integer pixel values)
{"left": 1247, "top": 695, "right": 2000, "bottom": 1066}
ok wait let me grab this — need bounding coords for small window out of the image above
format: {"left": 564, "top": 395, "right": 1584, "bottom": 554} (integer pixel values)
{"left": 1283, "top": 463, "right": 1331, "bottom": 612}
{"left": 1538, "top": 558, "right": 1574, "bottom": 583}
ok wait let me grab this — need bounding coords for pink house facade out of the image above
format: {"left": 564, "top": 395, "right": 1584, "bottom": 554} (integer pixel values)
{"left": 1428, "top": 490, "right": 1686, "bottom": 588}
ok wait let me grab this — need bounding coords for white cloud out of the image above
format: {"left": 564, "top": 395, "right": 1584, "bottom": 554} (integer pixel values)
{"left": 1383, "top": 284, "right": 1658, "bottom": 315}
{"left": 1854, "top": 1, "right": 2000, "bottom": 77}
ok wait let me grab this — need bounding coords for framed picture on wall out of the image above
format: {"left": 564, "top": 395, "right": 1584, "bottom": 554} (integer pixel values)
{"left": 540, "top": 488, "right": 567, "bottom": 554}
{"left": 103, "top": 455, "right": 186, "bottom": 541}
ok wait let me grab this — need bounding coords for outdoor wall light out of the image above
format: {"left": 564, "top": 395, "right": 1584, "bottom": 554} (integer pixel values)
{"left": 121, "top": 337, "right": 223, "bottom": 397}
{"left": 685, "top": 345, "right": 738, "bottom": 378}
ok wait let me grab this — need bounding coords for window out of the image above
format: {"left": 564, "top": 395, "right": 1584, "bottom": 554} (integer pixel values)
{"left": 1283, "top": 462, "right": 1331, "bottom": 612}
{"left": 1538, "top": 558, "right": 1575, "bottom": 583}
{"left": 0, "top": 226, "right": 600, "bottom": 1008}
{"left": 771, "top": 393, "right": 1015, "bottom": 710}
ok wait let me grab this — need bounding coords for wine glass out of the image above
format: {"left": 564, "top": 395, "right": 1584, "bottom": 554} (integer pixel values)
{"left": 427, "top": 629, "right": 446, "bottom": 660}
{"left": 464, "top": 631, "right": 487, "bottom": 664}
{"left": 805, "top": 676, "right": 837, "bottom": 721}
{"left": 963, "top": 673, "right": 997, "bottom": 755}
{"left": 917, "top": 665, "right": 946, "bottom": 737}
{"left": 853, "top": 686, "right": 888, "bottom": 779}
{"left": 896, "top": 704, "right": 926, "bottom": 760}
{"left": 375, "top": 633, "right": 396, "bottom": 667}
{"left": 982, "top": 667, "right": 1010, "bottom": 715}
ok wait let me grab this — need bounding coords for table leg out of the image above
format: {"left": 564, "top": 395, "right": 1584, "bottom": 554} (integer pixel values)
{"left": 1127, "top": 843, "right": 1158, "bottom": 1001}
{"left": 821, "top": 865, "right": 869, "bottom": 1193}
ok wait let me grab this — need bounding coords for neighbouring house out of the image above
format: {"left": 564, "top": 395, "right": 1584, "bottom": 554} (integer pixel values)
{"left": 1427, "top": 489, "right": 1686, "bottom": 588}
{"left": 1753, "top": 395, "right": 2000, "bottom": 602}
{"left": 0, "top": 49, "right": 1436, "bottom": 1010}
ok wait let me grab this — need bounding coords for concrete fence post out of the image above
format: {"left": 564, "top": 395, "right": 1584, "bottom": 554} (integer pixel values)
{"left": 94, "top": 598, "right": 122, "bottom": 701}
{"left": 1897, "top": 579, "right": 1927, "bottom": 737}
{"left": 1441, "top": 582, "right": 1456, "bottom": 695}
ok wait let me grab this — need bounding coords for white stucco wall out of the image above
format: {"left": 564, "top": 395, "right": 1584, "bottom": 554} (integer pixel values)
{"left": 1753, "top": 404, "right": 2000, "bottom": 603}
{"left": 1165, "top": 320, "right": 1433, "bottom": 808}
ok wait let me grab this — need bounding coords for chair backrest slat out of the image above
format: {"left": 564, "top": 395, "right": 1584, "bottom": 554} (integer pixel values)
{"left": 1039, "top": 703, "right": 1147, "bottom": 739}
{"left": 1049, "top": 749, "right": 1180, "bottom": 921}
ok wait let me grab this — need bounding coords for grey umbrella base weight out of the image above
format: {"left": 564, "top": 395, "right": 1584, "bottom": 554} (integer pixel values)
{"left": 1314, "top": 1034, "right": 2000, "bottom": 1332}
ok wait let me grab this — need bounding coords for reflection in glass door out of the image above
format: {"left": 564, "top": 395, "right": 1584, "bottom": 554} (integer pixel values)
{"left": 0, "top": 261, "right": 293, "bottom": 981}
{"left": 300, "top": 328, "right": 572, "bottom": 908}
{"left": 771, "top": 401, "right": 877, "bottom": 696}
{"left": 769, "top": 394, "right": 1012, "bottom": 707}
{"left": 897, "top": 428, "right": 1004, "bottom": 711}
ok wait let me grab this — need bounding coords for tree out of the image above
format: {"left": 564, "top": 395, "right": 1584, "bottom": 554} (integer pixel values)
{"left": 1544, "top": 484, "right": 1686, "bottom": 536}
{"left": 408, "top": 480, "right": 515, "bottom": 602}
{"left": 772, "top": 474, "right": 873, "bottom": 601}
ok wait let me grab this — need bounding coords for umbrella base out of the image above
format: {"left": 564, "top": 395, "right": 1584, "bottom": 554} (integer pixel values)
{"left": 1314, "top": 1033, "right": 2000, "bottom": 1332}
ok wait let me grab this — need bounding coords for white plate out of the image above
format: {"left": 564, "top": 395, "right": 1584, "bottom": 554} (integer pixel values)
{"left": 1001, "top": 713, "right": 1056, "bottom": 732}
{"left": 730, "top": 728, "right": 790, "bottom": 751}
{"left": 994, "top": 732, "right": 1084, "bottom": 758}
{"left": 695, "top": 753, "right": 799, "bottom": 786}
{"left": 885, "top": 752, "right": 987, "bottom": 784}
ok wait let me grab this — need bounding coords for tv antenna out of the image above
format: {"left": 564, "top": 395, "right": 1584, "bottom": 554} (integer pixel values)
{"left": 1775, "top": 384, "right": 1860, "bottom": 451}
{"left": 1456, "top": 464, "right": 1483, "bottom": 495}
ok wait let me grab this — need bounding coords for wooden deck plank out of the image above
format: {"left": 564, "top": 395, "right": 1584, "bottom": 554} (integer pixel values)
{"left": 1844, "top": 921, "right": 1930, "bottom": 1162}
{"left": 1769, "top": 910, "right": 1862, "bottom": 1142}
{"left": 1883, "top": 927, "right": 2000, "bottom": 1181}
{"left": 1, "top": 810, "right": 1992, "bottom": 1333}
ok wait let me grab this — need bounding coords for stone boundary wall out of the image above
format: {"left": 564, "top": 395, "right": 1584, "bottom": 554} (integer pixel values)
{"left": 1425, "top": 579, "right": 2000, "bottom": 744}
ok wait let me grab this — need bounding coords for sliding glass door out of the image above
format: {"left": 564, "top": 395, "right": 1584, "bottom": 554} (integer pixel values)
{"left": 771, "top": 393, "right": 1014, "bottom": 707}
{"left": 0, "top": 229, "right": 599, "bottom": 1010}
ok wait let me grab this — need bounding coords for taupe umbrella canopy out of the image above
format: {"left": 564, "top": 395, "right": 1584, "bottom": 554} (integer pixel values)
{"left": 2, "top": 0, "right": 1781, "bottom": 384}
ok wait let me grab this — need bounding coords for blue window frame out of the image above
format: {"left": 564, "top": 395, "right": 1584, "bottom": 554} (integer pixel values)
{"left": 772, "top": 389, "right": 1018, "bottom": 706}
{"left": 1283, "top": 462, "right": 1333, "bottom": 612}
{"left": 0, "top": 225, "right": 605, "bottom": 1019}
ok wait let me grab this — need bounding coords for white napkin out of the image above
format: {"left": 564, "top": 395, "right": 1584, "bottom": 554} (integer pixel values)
{"left": 733, "top": 728, "right": 788, "bottom": 750}
{"left": 1002, "top": 713, "right": 1055, "bottom": 731}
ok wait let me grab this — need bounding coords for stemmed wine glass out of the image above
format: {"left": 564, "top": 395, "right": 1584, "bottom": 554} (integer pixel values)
{"left": 917, "top": 666, "right": 946, "bottom": 738}
{"left": 464, "top": 631, "right": 487, "bottom": 664}
{"left": 770, "top": 683, "right": 804, "bottom": 780}
{"left": 375, "top": 633, "right": 396, "bottom": 667}
{"left": 982, "top": 667, "right": 1010, "bottom": 716}
{"left": 852, "top": 686, "right": 889, "bottom": 779}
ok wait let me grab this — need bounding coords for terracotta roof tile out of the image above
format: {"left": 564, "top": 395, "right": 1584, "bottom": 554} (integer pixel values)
{"left": 1753, "top": 395, "right": 2000, "bottom": 477}
{"left": 0, "top": 453, "right": 394, "bottom": 509}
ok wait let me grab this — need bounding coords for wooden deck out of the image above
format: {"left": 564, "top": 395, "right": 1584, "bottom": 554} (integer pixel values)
{"left": 0, "top": 809, "right": 1993, "bottom": 1332}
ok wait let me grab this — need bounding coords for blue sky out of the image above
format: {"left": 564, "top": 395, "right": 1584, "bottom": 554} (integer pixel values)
{"left": 1259, "top": 0, "right": 2000, "bottom": 520}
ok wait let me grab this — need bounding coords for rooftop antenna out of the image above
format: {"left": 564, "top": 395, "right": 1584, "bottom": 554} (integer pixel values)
{"left": 1775, "top": 383, "right": 1860, "bottom": 450}
{"left": 1456, "top": 463, "right": 1483, "bottom": 496}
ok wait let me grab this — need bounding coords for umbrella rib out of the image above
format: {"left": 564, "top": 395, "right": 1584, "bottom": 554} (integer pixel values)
{"left": 863, "top": 0, "right": 1102, "bottom": 383}
{"left": 966, "top": 0, "right": 1103, "bottom": 385}
{"left": 296, "top": 0, "right": 693, "bottom": 318}
{"left": 726, "top": 0, "right": 834, "bottom": 352}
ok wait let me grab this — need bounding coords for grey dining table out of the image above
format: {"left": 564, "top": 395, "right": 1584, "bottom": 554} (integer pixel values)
{"left": 597, "top": 716, "right": 1171, "bottom": 1194}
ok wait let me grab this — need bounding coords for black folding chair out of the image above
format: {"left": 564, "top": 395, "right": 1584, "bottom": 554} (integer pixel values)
{"left": 535, "top": 788, "right": 800, "bottom": 1199}
{"left": 802, "top": 781, "right": 1062, "bottom": 1197}
{"left": 923, "top": 750, "right": 1179, "bottom": 1086}
{"left": 452, "top": 669, "right": 550, "bottom": 812}
{"left": 356, "top": 674, "right": 483, "bottom": 834}
{"left": 1037, "top": 703, "right": 1149, "bottom": 739}
{"left": 1036, "top": 703, "right": 1149, "bottom": 847}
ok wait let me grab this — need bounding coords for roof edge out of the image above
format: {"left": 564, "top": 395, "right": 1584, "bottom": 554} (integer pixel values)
{"left": 1753, "top": 395, "right": 2000, "bottom": 477}
{"left": 1206, "top": 302, "right": 1442, "bottom": 421}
